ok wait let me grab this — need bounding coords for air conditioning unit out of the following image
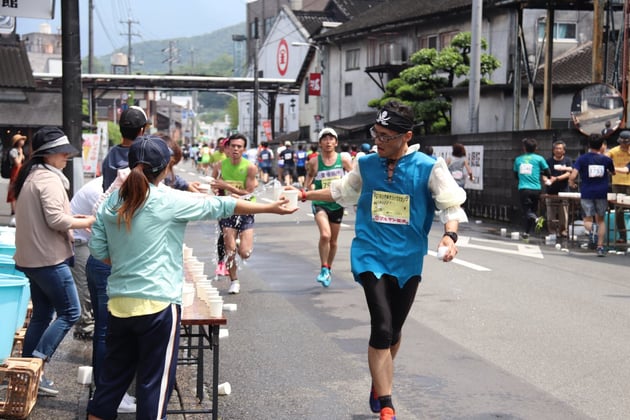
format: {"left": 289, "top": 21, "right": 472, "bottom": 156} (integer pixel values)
{"left": 378, "top": 43, "right": 403, "bottom": 65}
{"left": 0, "top": 16, "right": 15, "bottom": 35}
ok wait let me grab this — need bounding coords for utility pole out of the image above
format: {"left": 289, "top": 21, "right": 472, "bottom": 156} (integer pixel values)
{"left": 61, "top": 0, "right": 83, "bottom": 195}
{"left": 88, "top": 0, "right": 95, "bottom": 127}
{"left": 162, "top": 41, "right": 179, "bottom": 138}
{"left": 253, "top": 18, "right": 260, "bottom": 147}
{"left": 120, "top": 18, "right": 140, "bottom": 74}
{"left": 468, "top": 0, "right": 482, "bottom": 133}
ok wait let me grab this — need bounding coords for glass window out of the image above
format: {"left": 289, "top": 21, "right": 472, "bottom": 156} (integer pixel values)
{"left": 346, "top": 49, "right": 360, "bottom": 70}
{"left": 538, "top": 22, "right": 577, "bottom": 41}
{"left": 344, "top": 83, "right": 353, "bottom": 96}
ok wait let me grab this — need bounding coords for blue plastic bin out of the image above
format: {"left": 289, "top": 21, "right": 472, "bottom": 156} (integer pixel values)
{"left": 0, "top": 273, "right": 30, "bottom": 333}
{"left": 0, "top": 277, "right": 29, "bottom": 363}
{"left": 604, "top": 210, "right": 630, "bottom": 242}
{"left": 0, "top": 243, "right": 15, "bottom": 257}
{"left": 0, "top": 257, "right": 21, "bottom": 276}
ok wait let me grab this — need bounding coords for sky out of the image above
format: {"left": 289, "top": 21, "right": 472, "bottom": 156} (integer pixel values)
{"left": 15, "top": 0, "right": 248, "bottom": 56}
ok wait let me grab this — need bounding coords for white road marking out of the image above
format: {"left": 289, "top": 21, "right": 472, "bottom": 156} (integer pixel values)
{"left": 427, "top": 250, "right": 492, "bottom": 271}
{"left": 457, "top": 235, "right": 544, "bottom": 259}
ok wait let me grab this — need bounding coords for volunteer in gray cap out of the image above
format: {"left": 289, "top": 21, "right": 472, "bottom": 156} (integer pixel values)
{"left": 606, "top": 130, "right": 630, "bottom": 243}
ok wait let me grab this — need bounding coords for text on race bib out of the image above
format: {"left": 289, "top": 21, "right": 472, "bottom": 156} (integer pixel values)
{"left": 371, "top": 190, "right": 410, "bottom": 225}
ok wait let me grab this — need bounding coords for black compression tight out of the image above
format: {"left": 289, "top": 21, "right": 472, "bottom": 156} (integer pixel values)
{"left": 360, "top": 272, "right": 420, "bottom": 349}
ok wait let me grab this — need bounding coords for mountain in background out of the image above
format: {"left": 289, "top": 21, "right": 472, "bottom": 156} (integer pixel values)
{"left": 90, "top": 22, "right": 246, "bottom": 76}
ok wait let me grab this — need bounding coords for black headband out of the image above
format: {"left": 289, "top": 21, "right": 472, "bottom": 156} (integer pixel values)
{"left": 375, "top": 108, "right": 414, "bottom": 133}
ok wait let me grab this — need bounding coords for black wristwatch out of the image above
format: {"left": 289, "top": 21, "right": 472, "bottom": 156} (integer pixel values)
{"left": 443, "top": 231, "right": 458, "bottom": 243}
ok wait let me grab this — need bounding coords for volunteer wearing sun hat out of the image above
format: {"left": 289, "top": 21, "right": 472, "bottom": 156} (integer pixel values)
{"left": 606, "top": 130, "right": 630, "bottom": 243}
{"left": 303, "top": 127, "right": 353, "bottom": 287}
{"left": 295, "top": 101, "right": 467, "bottom": 420}
{"left": 87, "top": 136, "right": 296, "bottom": 420}
{"left": 13, "top": 126, "right": 96, "bottom": 396}
{"left": 6, "top": 133, "right": 26, "bottom": 226}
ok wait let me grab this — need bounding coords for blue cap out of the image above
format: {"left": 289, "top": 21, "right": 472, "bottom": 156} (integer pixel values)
{"left": 360, "top": 143, "right": 371, "bottom": 153}
{"left": 129, "top": 135, "right": 172, "bottom": 173}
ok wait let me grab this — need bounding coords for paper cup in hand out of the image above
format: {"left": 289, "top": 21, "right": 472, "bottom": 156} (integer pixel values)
{"left": 218, "top": 382, "right": 231, "bottom": 395}
{"left": 283, "top": 189, "right": 299, "bottom": 208}
{"left": 197, "top": 183, "right": 211, "bottom": 194}
{"left": 436, "top": 246, "right": 449, "bottom": 260}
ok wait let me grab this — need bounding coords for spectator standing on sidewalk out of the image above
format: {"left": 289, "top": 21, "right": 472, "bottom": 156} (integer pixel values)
{"left": 69, "top": 177, "right": 103, "bottom": 340}
{"left": 513, "top": 137, "right": 551, "bottom": 238}
{"left": 446, "top": 143, "right": 474, "bottom": 188}
{"left": 13, "top": 127, "right": 96, "bottom": 396}
{"left": 101, "top": 106, "right": 150, "bottom": 191}
{"left": 544, "top": 141, "right": 573, "bottom": 237}
{"left": 211, "top": 133, "right": 259, "bottom": 294}
{"left": 294, "top": 101, "right": 467, "bottom": 420}
{"left": 570, "top": 134, "right": 615, "bottom": 256}
{"left": 6, "top": 133, "right": 26, "bottom": 227}
{"left": 606, "top": 130, "right": 630, "bottom": 243}
{"left": 304, "top": 127, "right": 353, "bottom": 287}
{"left": 86, "top": 136, "right": 296, "bottom": 420}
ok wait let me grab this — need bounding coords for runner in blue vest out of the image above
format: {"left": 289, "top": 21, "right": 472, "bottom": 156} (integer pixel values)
{"left": 294, "top": 101, "right": 467, "bottom": 420}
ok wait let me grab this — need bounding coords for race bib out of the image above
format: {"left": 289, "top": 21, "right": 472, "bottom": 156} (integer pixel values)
{"left": 519, "top": 163, "right": 533, "bottom": 175}
{"left": 451, "top": 170, "right": 464, "bottom": 180}
{"left": 321, "top": 176, "right": 340, "bottom": 189}
{"left": 588, "top": 164, "right": 605, "bottom": 178}
{"left": 371, "top": 191, "right": 410, "bottom": 225}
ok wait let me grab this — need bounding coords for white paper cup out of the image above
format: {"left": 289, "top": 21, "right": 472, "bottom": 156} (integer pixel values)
{"left": 218, "top": 382, "right": 231, "bottom": 395}
{"left": 183, "top": 246, "right": 193, "bottom": 259}
{"left": 436, "top": 246, "right": 448, "bottom": 260}
{"left": 196, "top": 183, "right": 211, "bottom": 194}
{"left": 208, "top": 299, "right": 223, "bottom": 318}
{"left": 77, "top": 366, "right": 93, "bottom": 385}
{"left": 182, "top": 284, "right": 195, "bottom": 307}
{"left": 500, "top": 228, "right": 507, "bottom": 236}
{"left": 223, "top": 303, "right": 237, "bottom": 312}
{"left": 272, "top": 181, "right": 282, "bottom": 201}
{"left": 283, "top": 189, "right": 299, "bottom": 208}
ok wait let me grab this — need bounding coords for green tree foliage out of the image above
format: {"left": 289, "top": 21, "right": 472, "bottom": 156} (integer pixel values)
{"left": 107, "top": 121, "right": 122, "bottom": 146}
{"left": 226, "top": 98, "right": 239, "bottom": 131}
{"left": 370, "top": 32, "right": 501, "bottom": 134}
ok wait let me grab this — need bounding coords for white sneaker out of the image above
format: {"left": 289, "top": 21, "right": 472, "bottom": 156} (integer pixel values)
{"left": 117, "top": 392, "right": 137, "bottom": 413}
{"left": 228, "top": 280, "right": 240, "bottom": 294}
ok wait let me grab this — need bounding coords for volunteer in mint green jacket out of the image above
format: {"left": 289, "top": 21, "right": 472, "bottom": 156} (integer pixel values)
{"left": 87, "top": 135, "right": 295, "bottom": 420}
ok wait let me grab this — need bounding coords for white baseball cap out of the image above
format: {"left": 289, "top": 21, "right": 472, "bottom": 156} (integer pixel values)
{"left": 318, "top": 127, "right": 338, "bottom": 140}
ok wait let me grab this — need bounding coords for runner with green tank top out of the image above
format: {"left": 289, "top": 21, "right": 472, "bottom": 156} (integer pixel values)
{"left": 210, "top": 134, "right": 259, "bottom": 294}
{"left": 304, "top": 127, "right": 354, "bottom": 287}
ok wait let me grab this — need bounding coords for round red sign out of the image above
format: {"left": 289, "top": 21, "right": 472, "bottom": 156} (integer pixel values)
{"left": 277, "top": 39, "right": 289, "bottom": 76}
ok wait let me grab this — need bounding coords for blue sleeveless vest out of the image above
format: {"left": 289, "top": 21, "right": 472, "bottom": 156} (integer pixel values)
{"left": 351, "top": 151, "right": 436, "bottom": 287}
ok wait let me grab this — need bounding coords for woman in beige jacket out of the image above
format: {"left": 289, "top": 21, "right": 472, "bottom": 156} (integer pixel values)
{"left": 13, "top": 127, "right": 95, "bottom": 396}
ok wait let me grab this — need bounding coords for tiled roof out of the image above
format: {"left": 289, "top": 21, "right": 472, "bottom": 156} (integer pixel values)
{"left": 293, "top": 10, "right": 331, "bottom": 37}
{"left": 327, "top": 0, "right": 386, "bottom": 19}
{"left": 534, "top": 41, "right": 619, "bottom": 86}
{"left": 0, "top": 35, "right": 35, "bottom": 89}
{"left": 319, "top": 0, "right": 472, "bottom": 40}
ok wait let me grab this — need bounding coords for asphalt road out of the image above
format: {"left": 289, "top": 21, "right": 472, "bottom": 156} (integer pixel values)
{"left": 9, "top": 162, "right": 630, "bottom": 419}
